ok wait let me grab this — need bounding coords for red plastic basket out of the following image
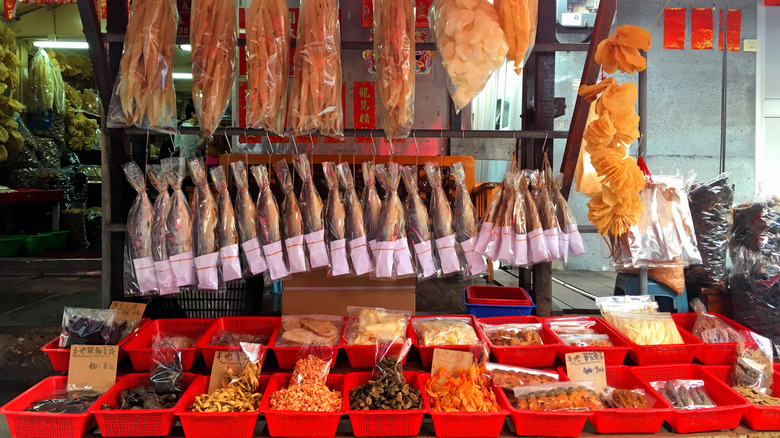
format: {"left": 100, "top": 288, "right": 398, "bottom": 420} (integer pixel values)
{"left": 195, "top": 317, "right": 280, "bottom": 367}
{"left": 0, "top": 376, "right": 97, "bottom": 438}
{"left": 418, "top": 373, "right": 508, "bottom": 438}
{"left": 261, "top": 373, "right": 344, "bottom": 438}
{"left": 272, "top": 319, "right": 346, "bottom": 369}
{"left": 602, "top": 318, "right": 702, "bottom": 365}
{"left": 543, "top": 316, "right": 630, "bottom": 366}
{"left": 176, "top": 375, "right": 267, "bottom": 438}
{"left": 343, "top": 371, "right": 425, "bottom": 437}
{"left": 465, "top": 286, "right": 533, "bottom": 306}
{"left": 630, "top": 364, "right": 748, "bottom": 433}
{"left": 671, "top": 312, "right": 752, "bottom": 365}
{"left": 476, "top": 316, "right": 560, "bottom": 367}
{"left": 343, "top": 342, "right": 409, "bottom": 368}
{"left": 703, "top": 365, "right": 780, "bottom": 431}
{"left": 89, "top": 373, "right": 199, "bottom": 437}
{"left": 122, "top": 318, "right": 213, "bottom": 371}
{"left": 495, "top": 385, "right": 589, "bottom": 437}
{"left": 41, "top": 318, "right": 150, "bottom": 372}
{"left": 411, "top": 315, "right": 481, "bottom": 367}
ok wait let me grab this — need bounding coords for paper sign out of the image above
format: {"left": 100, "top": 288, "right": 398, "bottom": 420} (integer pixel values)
{"left": 431, "top": 349, "right": 473, "bottom": 374}
{"left": 208, "top": 350, "right": 251, "bottom": 393}
{"left": 565, "top": 351, "right": 607, "bottom": 390}
{"left": 67, "top": 345, "right": 119, "bottom": 394}
{"left": 110, "top": 301, "right": 147, "bottom": 322}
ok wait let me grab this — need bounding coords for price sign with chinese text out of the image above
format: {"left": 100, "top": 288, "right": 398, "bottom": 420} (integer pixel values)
{"left": 68, "top": 345, "right": 119, "bottom": 393}
{"left": 565, "top": 351, "right": 607, "bottom": 390}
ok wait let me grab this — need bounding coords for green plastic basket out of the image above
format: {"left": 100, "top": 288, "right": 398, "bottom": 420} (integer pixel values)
{"left": 41, "top": 230, "right": 70, "bottom": 250}
{"left": 21, "top": 234, "right": 48, "bottom": 254}
{"left": 0, "top": 236, "right": 25, "bottom": 257}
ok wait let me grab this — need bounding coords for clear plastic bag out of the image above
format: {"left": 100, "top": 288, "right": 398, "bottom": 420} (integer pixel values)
{"left": 273, "top": 159, "right": 309, "bottom": 274}
{"left": 191, "top": 0, "right": 236, "bottom": 137}
{"left": 123, "top": 161, "right": 158, "bottom": 296}
{"left": 288, "top": 0, "right": 343, "bottom": 137}
{"left": 374, "top": 0, "right": 415, "bottom": 139}
{"left": 245, "top": 0, "right": 290, "bottom": 136}
{"left": 485, "top": 362, "right": 559, "bottom": 387}
{"left": 512, "top": 381, "right": 604, "bottom": 411}
{"left": 557, "top": 333, "right": 614, "bottom": 347}
{"left": 428, "top": 0, "right": 508, "bottom": 111}
{"left": 686, "top": 173, "right": 732, "bottom": 288}
{"left": 210, "top": 166, "right": 242, "bottom": 283}
{"left": 546, "top": 317, "right": 598, "bottom": 335}
{"left": 451, "top": 162, "right": 487, "bottom": 277}
{"left": 163, "top": 157, "right": 195, "bottom": 287}
{"left": 425, "top": 162, "right": 462, "bottom": 276}
{"left": 531, "top": 170, "right": 560, "bottom": 262}
{"left": 494, "top": 0, "right": 538, "bottom": 74}
{"left": 59, "top": 307, "right": 118, "bottom": 347}
{"left": 294, "top": 154, "right": 329, "bottom": 269}
{"left": 650, "top": 380, "right": 716, "bottom": 409}
{"left": 277, "top": 314, "right": 344, "bottom": 347}
{"left": 231, "top": 161, "right": 268, "bottom": 277}
{"left": 520, "top": 171, "right": 550, "bottom": 264}
{"left": 733, "top": 330, "right": 774, "bottom": 393}
{"left": 413, "top": 316, "right": 479, "bottom": 346}
{"left": 610, "top": 311, "right": 684, "bottom": 345}
{"left": 147, "top": 164, "right": 177, "bottom": 295}
{"left": 511, "top": 169, "right": 529, "bottom": 266}
{"left": 338, "top": 162, "right": 374, "bottom": 276}
{"left": 551, "top": 172, "right": 585, "bottom": 263}
{"left": 150, "top": 333, "right": 184, "bottom": 394}
{"left": 401, "top": 165, "right": 438, "bottom": 280}
{"left": 475, "top": 166, "right": 507, "bottom": 257}
{"left": 690, "top": 298, "right": 741, "bottom": 343}
{"left": 344, "top": 306, "right": 411, "bottom": 346}
{"left": 291, "top": 342, "right": 335, "bottom": 386}
{"left": 373, "top": 163, "right": 413, "bottom": 279}
{"left": 322, "top": 161, "right": 350, "bottom": 276}
{"left": 374, "top": 337, "right": 412, "bottom": 376}
{"left": 106, "top": 0, "right": 177, "bottom": 132}
{"left": 251, "top": 164, "right": 288, "bottom": 280}
{"left": 479, "top": 322, "right": 543, "bottom": 346}
{"left": 601, "top": 386, "right": 650, "bottom": 409}
{"left": 27, "top": 49, "right": 65, "bottom": 114}
{"left": 362, "top": 161, "right": 384, "bottom": 261}
{"left": 349, "top": 339, "right": 421, "bottom": 410}
{"left": 492, "top": 166, "right": 516, "bottom": 264}
{"left": 187, "top": 158, "right": 219, "bottom": 290}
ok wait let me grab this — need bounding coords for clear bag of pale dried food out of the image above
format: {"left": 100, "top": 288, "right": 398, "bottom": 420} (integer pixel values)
{"left": 251, "top": 164, "right": 288, "bottom": 280}
{"left": 273, "top": 159, "right": 308, "bottom": 274}
{"left": 231, "top": 161, "right": 268, "bottom": 277}
{"left": 147, "top": 164, "right": 177, "bottom": 295}
{"left": 277, "top": 314, "right": 344, "bottom": 347}
{"left": 163, "top": 157, "right": 195, "bottom": 288}
{"left": 732, "top": 330, "right": 774, "bottom": 394}
{"left": 345, "top": 306, "right": 411, "bottom": 346}
{"left": 376, "top": 163, "right": 415, "bottom": 279}
{"left": 188, "top": 158, "right": 219, "bottom": 290}
{"left": 338, "top": 162, "right": 374, "bottom": 276}
{"left": 294, "top": 153, "right": 329, "bottom": 269}
{"left": 123, "top": 161, "right": 158, "bottom": 296}
{"left": 210, "top": 166, "right": 242, "bottom": 283}
{"left": 425, "top": 162, "right": 463, "bottom": 276}
{"left": 401, "top": 165, "right": 438, "bottom": 280}
{"left": 322, "top": 161, "right": 350, "bottom": 277}
{"left": 451, "top": 161, "right": 487, "bottom": 277}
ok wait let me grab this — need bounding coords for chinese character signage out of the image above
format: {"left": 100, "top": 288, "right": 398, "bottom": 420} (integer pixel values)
{"left": 353, "top": 81, "right": 375, "bottom": 143}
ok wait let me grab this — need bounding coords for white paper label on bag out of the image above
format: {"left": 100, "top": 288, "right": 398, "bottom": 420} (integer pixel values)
{"left": 513, "top": 233, "right": 529, "bottom": 266}
{"left": 558, "top": 228, "right": 570, "bottom": 264}
{"left": 461, "top": 237, "right": 487, "bottom": 276}
{"left": 220, "top": 244, "right": 242, "bottom": 282}
{"left": 242, "top": 237, "right": 268, "bottom": 275}
{"left": 485, "top": 224, "right": 502, "bottom": 260}
{"left": 375, "top": 241, "right": 396, "bottom": 278}
{"left": 349, "top": 236, "right": 374, "bottom": 276}
{"left": 436, "top": 234, "right": 460, "bottom": 274}
{"left": 394, "top": 238, "right": 415, "bottom": 276}
{"left": 304, "top": 229, "right": 329, "bottom": 268}
{"left": 194, "top": 252, "right": 219, "bottom": 290}
{"left": 263, "top": 240, "right": 288, "bottom": 280}
{"left": 543, "top": 228, "right": 560, "bottom": 261}
{"left": 528, "top": 228, "right": 550, "bottom": 264}
{"left": 413, "top": 239, "right": 438, "bottom": 279}
{"left": 169, "top": 251, "right": 196, "bottom": 287}
{"left": 154, "top": 259, "right": 178, "bottom": 295}
{"left": 285, "top": 235, "right": 307, "bottom": 273}
{"left": 329, "top": 238, "right": 350, "bottom": 276}
{"left": 133, "top": 256, "right": 158, "bottom": 293}
{"left": 369, "top": 239, "right": 378, "bottom": 261}
{"left": 475, "top": 222, "right": 494, "bottom": 255}
{"left": 567, "top": 224, "right": 585, "bottom": 256}
{"left": 497, "top": 226, "right": 515, "bottom": 263}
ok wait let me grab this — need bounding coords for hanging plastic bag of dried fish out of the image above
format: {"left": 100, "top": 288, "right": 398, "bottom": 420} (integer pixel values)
{"left": 451, "top": 162, "right": 487, "bottom": 277}
{"left": 401, "top": 165, "right": 439, "bottom": 280}
{"left": 252, "top": 164, "right": 288, "bottom": 280}
{"left": 163, "top": 157, "right": 196, "bottom": 288}
{"left": 323, "top": 161, "right": 351, "bottom": 276}
{"left": 188, "top": 158, "right": 220, "bottom": 290}
{"left": 106, "top": 0, "right": 178, "bottom": 132}
{"left": 123, "top": 161, "right": 159, "bottom": 296}
{"left": 147, "top": 164, "right": 178, "bottom": 295}
{"left": 294, "top": 154, "right": 330, "bottom": 269}
{"left": 362, "top": 162, "right": 383, "bottom": 267}
{"left": 425, "top": 162, "right": 463, "bottom": 276}
{"left": 531, "top": 169, "right": 560, "bottom": 262}
{"left": 273, "top": 159, "right": 309, "bottom": 274}
{"left": 211, "top": 166, "right": 243, "bottom": 284}
{"left": 373, "top": 163, "right": 415, "bottom": 279}
{"left": 231, "top": 161, "right": 268, "bottom": 277}
{"left": 338, "top": 162, "right": 374, "bottom": 276}
{"left": 551, "top": 172, "right": 585, "bottom": 264}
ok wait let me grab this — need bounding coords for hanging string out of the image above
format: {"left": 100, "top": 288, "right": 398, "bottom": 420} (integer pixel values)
{"left": 650, "top": 0, "right": 673, "bottom": 31}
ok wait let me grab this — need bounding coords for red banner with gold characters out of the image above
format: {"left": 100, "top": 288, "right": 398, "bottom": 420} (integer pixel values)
{"left": 353, "top": 81, "right": 375, "bottom": 143}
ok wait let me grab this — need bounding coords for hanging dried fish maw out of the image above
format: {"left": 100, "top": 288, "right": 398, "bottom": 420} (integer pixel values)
{"left": 107, "top": 0, "right": 178, "bottom": 132}
{"left": 231, "top": 161, "right": 268, "bottom": 276}
{"left": 362, "top": 161, "right": 383, "bottom": 252}
{"left": 374, "top": 0, "right": 415, "bottom": 139}
{"left": 532, "top": 170, "right": 560, "bottom": 262}
{"left": 551, "top": 172, "right": 584, "bottom": 263}
{"left": 188, "top": 158, "right": 219, "bottom": 290}
{"left": 273, "top": 159, "right": 308, "bottom": 274}
{"left": 323, "top": 161, "right": 350, "bottom": 276}
{"left": 163, "top": 157, "right": 195, "bottom": 287}
{"left": 401, "top": 165, "right": 438, "bottom": 279}
{"left": 425, "top": 162, "right": 461, "bottom": 276}
{"left": 494, "top": 167, "right": 516, "bottom": 265}
{"left": 210, "top": 166, "right": 242, "bottom": 283}
{"left": 191, "top": 0, "right": 237, "bottom": 137}
{"left": 293, "top": 154, "right": 329, "bottom": 269}
{"left": 451, "top": 162, "right": 486, "bottom": 276}
{"left": 289, "top": 0, "right": 343, "bottom": 137}
{"left": 494, "top": 0, "right": 538, "bottom": 74}
{"left": 512, "top": 172, "right": 529, "bottom": 266}
{"left": 123, "top": 162, "right": 158, "bottom": 296}
{"left": 147, "top": 165, "right": 177, "bottom": 295}
{"left": 521, "top": 172, "right": 550, "bottom": 264}
{"left": 246, "top": 0, "right": 290, "bottom": 135}
{"left": 251, "top": 164, "right": 288, "bottom": 280}
{"left": 338, "top": 162, "right": 374, "bottom": 276}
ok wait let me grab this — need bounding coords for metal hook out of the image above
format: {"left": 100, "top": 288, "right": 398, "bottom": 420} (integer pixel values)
{"left": 292, "top": 136, "right": 299, "bottom": 155}
{"left": 224, "top": 131, "right": 232, "bottom": 154}
{"left": 265, "top": 132, "right": 273, "bottom": 165}
{"left": 542, "top": 130, "right": 550, "bottom": 153}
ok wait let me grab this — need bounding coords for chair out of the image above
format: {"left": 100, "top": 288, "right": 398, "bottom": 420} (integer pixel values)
{"left": 614, "top": 272, "right": 689, "bottom": 313}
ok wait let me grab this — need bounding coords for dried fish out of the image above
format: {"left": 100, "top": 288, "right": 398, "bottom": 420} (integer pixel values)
{"left": 187, "top": 158, "right": 219, "bottom": 290}
{"left": 338, "top": 162, "right": 373, "bottom": 276}
{"left": 362, "top": 161, "right": 383, "bottom": 248}
{"left": 294, "top": 154, "right": 329, "bottom": 268}
{"left": 494, "top": 166, "right": 517, "bottom": 264}
{"left": 531, "top": 170, "right": 560, "bottom": 261}
{"left": 550, "top": 171, "right": 584, "bottom": 263}
{"left": 425, "top": 162, "right": 461, "bottom": 275}
{"left": 147, "top": 164, "right": 177, "bottom": 295}
{"left": 163, "top": 157, "right": 195, "bottom": 287}
{"left": 451, "top": 162, "right": 486, "bottom": 276}
{"left": 251, "top": 164, "right": 288, "bottom": 280}
{"left": 124, "top": 161, "right": 158, "bottom": 295}
{"left": 231, "top": 161, "right": 268, "bottom": 276}
{"left": 273, "top": 159, "right": 308, "bottom": 274}
{"left": 323, "top": 161, "right": 349, "bottom": 276}
{"left": 521, "top": 171, "right": 551, "bottom": 264}
{"left": 475, "top": 185, "right": 503, "bottom": 255}
{"left": 374, "top": 163, "right": 413, "bottom": 278}
{"left": 512, "top": 170, "right": 529, "bottom": 266}
{"left": 211, "top": 166, "right": 242, "bottom": 282}
{"left": 401, "top": 165, "right": 437, "bottom": 279}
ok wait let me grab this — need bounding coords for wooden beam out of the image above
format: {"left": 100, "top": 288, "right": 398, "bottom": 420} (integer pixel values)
{"left": 559, "top": 0, "right": 618, "bottom": 199}
{"left": 76, "top": 0, "right": 112, "bottom": 114}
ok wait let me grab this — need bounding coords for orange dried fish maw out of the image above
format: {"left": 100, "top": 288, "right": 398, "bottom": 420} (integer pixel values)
{"left": 596, "top": 82, "right": 637, "bottom": 118}
{"left": 578, "top": 78, "right": 616, "bottom": 103}
{"left": 595, "top": 25, "right": 652, "bottom": 74}
{"left": 587, "top": 185, "right": 643, "bottom": 236}
{"left": 582, "top": 114, "right": 617, "bottom": 153}
{"left": 613, "top": 25, "right": 652, "bottom": 51}
{"left": 495, "top": 0, "right": 538, "bottom": 75}
{"left": 612, "top": 111, "right": 640, "bottom": 145}
{"left": 591, "top": 152, "right": 644, "bottom": 195}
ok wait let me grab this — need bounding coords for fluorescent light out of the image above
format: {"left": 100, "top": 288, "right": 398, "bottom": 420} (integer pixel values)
{"left": 179, "top": 44, "right": 191, "bottom": 51}
{"left": 33, "top": 41, "right": 89, "bottom": 49}
{"left": 172, "top": 72, "right": 192, "bottom": 80}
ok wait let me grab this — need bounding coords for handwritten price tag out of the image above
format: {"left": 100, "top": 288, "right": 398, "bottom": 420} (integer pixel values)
{"left": 68, "top": 345, "right": 119, "bottom": 393}
{"left": 208, "top": 347, "right": 261, "bottom": 393}
{"left": 565, "top": 351, "right": 607, "bottom": 390}
{"left": 431, "top": 349, "right": 473, "bottom": 374}
{"left": 110, "top": 301, "right": 147, "bottom": 322}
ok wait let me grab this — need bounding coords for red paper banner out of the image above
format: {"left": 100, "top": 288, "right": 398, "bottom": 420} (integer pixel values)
{"left": 3, "top": 0, "right": 13, "bottom": 19}
{"left": 765, "top": 0, "right": 780, "bottom": 6}
{"left": 353, "top": 81, "right": 376, "bottom": 143}
{"left": 718, "top": 9, "right": 741, "bottom": 51}
{"left": 663, "top": 7, "right": 686, "bottom": 49}
{"left": 361, "top": 0, "right": 433, "bottom": 28}
{"left": 691, "top": 8, "right": 714, "bottom": 50}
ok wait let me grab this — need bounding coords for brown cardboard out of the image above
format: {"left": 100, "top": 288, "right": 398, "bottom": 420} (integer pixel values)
{"left": 431, "top": 349, "right": 473, "bottom": 374}
{"left": 67, "top": 345, "right": 119, "bottom": 393}
{"left": 282, "top": 270, "right": 416, "bottom": 316}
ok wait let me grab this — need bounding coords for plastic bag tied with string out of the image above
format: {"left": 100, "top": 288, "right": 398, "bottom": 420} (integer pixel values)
{"left": 425, "top": 162, "right": 462, "bottom": 276}
{"left": 162, "top": 157, "right": 195, "bottom": 287}
{"left": 123, "top": 161, "right": 158, "bottom": 296}
{"left": 374, "top": 163, "right": 414, "bottom": 279}
{"left": 401, "top": 165, "right": 438, "bottom": 280}
{"left": 210, "top": 165, "right": 242, "bottom": 283}
{"left": 231, "top": 161, "right": 268, "bottom": 276}
{"left": 147, "top": 164, "right": 177, "bottom": 295}
{"left": 323, "top": 161, "right": 350, "bottom": 276}
{"left": 250, "top": 164, "right": 288, "bottom": 280}
{"left": 338, "top": 162, "right": 374, "bottom": 276}
{"left": 187, "top": 158, "right": 219, "bottom": 289}
{"left": 451, "top": 161, "right": 487, "bottom": 276}
{"left": 273, "top": 159, "right": 308, "bottom": 274}
{"left": 294, "top": 153, "right": 329, "bottom": 268}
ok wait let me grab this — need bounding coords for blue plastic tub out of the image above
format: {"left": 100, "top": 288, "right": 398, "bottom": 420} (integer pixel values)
{"left": 463, "top": 289, "right": 535, "bottom": 317}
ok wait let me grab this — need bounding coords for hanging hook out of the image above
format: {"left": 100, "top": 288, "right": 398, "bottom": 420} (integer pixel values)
{"left": 371, "top": 134, "right": 377, "bottom": 159}
{"left": 413, "top": 131, "right": 420, "bottom": 168}
{"left": 542, "top": 130, "right": 550, "bottom": 153}
{"left": 265, "top": 132, "right": 273, "bottom": 166}
{"left": 292, "top": 136, "right": 299, "bottom": 156}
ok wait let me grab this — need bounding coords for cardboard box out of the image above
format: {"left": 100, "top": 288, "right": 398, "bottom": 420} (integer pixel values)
{"left": 282, "top": 270, "right": 416, "bottom": 316}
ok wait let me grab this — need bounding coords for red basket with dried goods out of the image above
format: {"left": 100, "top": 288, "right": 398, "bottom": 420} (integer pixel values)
{"left": 342, "top": 306, "right": 411, "bottom": 368}
{"left": 271, "top": 315, "right": 345, "bottom": 369}
{"left": 705, "top": 365, "right": 780, "bottom": 431}
{"left": 410, "top": 315, "right": 481, "bottom": 366}
{"left": 672, "top": 307, "right": 751, "bottom": 364}
{"left": 476, "top": 316, "right": 560, "bottom": 367}
{"left": 195, "top": 316, "right": 279, "bottom": 367}
{"left": 261, "top": 372, "right": 344, "bottom": 438}
{"left": 544, "top": 316, "right": 630, "bottom": 365}
{"left": 344, "top": 371, "right": 425, "bottom": 437}
{"left": 123, "top": 319, "right": 212, "bottom": 371}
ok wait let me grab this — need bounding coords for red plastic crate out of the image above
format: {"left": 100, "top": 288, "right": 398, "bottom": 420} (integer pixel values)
{"left": 411, "top": 315, "right": 482, "bottom": 367}
{"left": 418, "top": 373, "right": 508, "bottom": 438}
{"left": 476, "top": 316, "right": 560, "bottom": 367}
{"left": 89, "top": 373, "right": 200, "bottom": 437}
{"left": 630, "top": 364, "right": 748, "bottom": 433}
{"left": 176, "top": 375, "right": 267, "bottom": 438}
{"left": 465, "top": 286, "right": 533, "bottom": 306}
{"left": 0, "top": 376, "right": 97, "bottom": 438}
{"left": 672, "top": 312, "right": 752, "bottom": 365}
{"left": 122, "top": 319, "right": 213, "bottom": 371}
{"left": 543, "top": 316, "right": 630, "bottom": 366}
{"left": 261, "top": 373, "right": 344, "bottom": 438}
{"left": 704, "top": 365, "right": 780, "bottom": 431}
{"left": 272, "top": 318, "right": 346, "bottom": 369}
{"left": 494, "top": 386, "right": 589, "bottom": 437}
{"left": 342, "top": 342, "right": 409, "bottom": 369}
{"left": 602, "top": 318, "right": 702, "bottom": 365}
{"left": 344, "top": 371, "right": 425, "bottom": 437}
{"left": 41, "top": 319, "right": 150, "bottom": 372}
{"left": 195, "top": 317, "right": 280, "bottom": 367}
